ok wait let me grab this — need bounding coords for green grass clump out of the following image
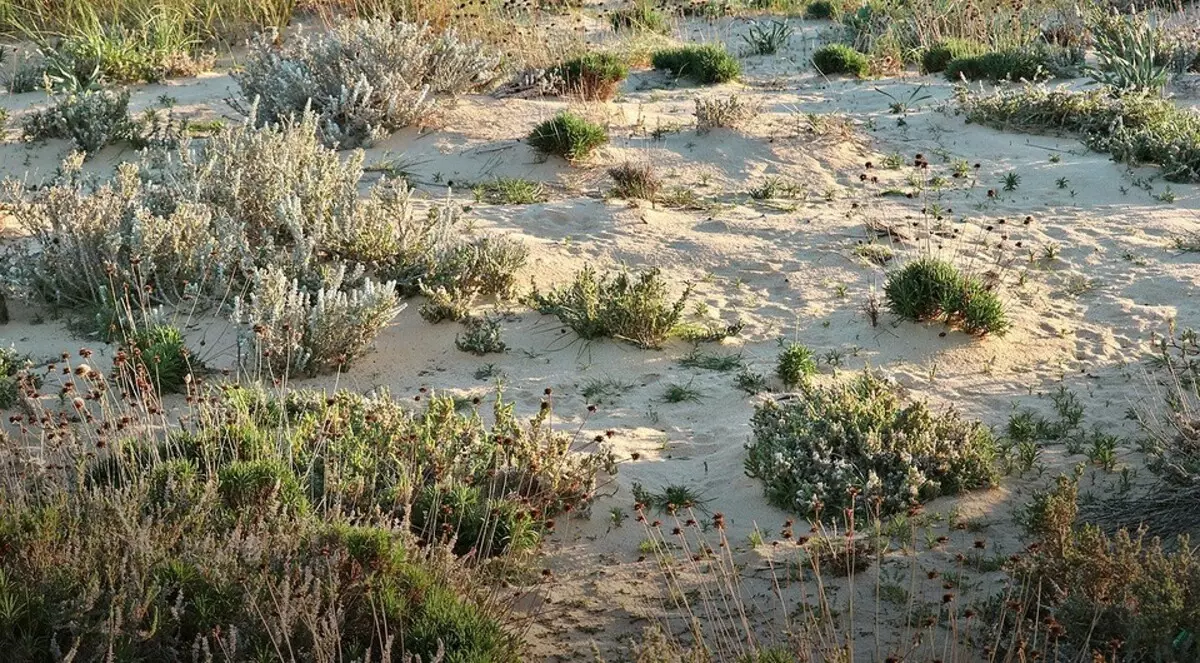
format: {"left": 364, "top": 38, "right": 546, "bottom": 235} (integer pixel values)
{"left": 812, "top": 43, "right": 869, "bottom": 77}
{"left": 745, "top": 370, "right": 999, "bottom": 520}
{"left": 552, "top": 52, "right": 629, "bottom": 101}
{"left": 609, "top": 1, "right": 671, "bottom": 34}
{"left": 944, "top": 48, "right": 1058, "bottom": 82}
{"left": 921, "top": 37, "right": 984, "bottom": 74}
{"left": 528, "top": 112, "right": 608, "bottom": 162}
{"left": 803, "top": 0, "right": 838, "bottom": 20}
{"left": 0, "top": 348, "right": 29, "bottom": 409}
{"left": 884, "top": 258, "right": 1009, "bottom": 336}
{"left": 776, "top": 341, "right": 816, "bottom": 388}
{"left": 527, "top": 266, "right": 691, "bottom": 349}
{"left": 121, "top": 324, "right": 193, "bottom": 393}
{"left": 961, "top": 85, "right": 1200, "bottom": 182}
{"left": 651, "top": 44, "right": 741, "bottom": 84}
{"left": 474, "top": 177, "right": 546, "bottom": 204}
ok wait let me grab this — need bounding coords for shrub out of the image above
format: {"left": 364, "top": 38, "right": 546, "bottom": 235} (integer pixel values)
{"left": 551, "top": 52, "right": 629, "bottom": 101}
{"left": 528, "top": 266, "right": 691, "bottom": 349}
{"left": 120, "top": 324, "right": 194, "bottom": 394}
{"left": 694, "top": 94, "right": 760, "bottom": 132}
{"left": 812, "top": 43, "right": 869, "bottom": 77}
{"left": 234, "top": 19, "right": 501, "bottom": 148}
{"left": 456, "top": 315, "right": 506, "bottom": 354}
{"left": 528, "top": 112, "right": 608, "bottom": 161}
{"left": 921, "top": 37, "right": 983, "bottom": 74}
{"left": 608, "top": 161, "right": 663, "bottom": 200}
{"left": 21, "top": 89, "right": 132, "bottom": 155}
{"left": 944, "top": 47, "right": 1073, "bottom": 82}
{"left": 804, "top": 0, "right": 838, "bottom": 20}
{"left": 232, "top": 265, "right": 404, "bottom": 377}
{"left": 776, "top": 341, "right": 816, "bottom": 388}
{"left": 884, "top": 258, "right": 1009, "bottom": 336}
{"left": 609, "top": 1, "right": 671, "bottom": 34}
{"left": 745, "top": 370, "right": 999, "bottom": 519}
{"left": 0, "top": 348, "right": 28, "bottom": 409}
{"left": 651, "top": 44, "right": 741, "bottom": 84}
{"left": 961, "top": 85, "right": 1200, "bottom": 182}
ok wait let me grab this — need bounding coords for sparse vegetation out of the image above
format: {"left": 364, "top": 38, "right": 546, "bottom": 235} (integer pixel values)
{"left": 609, "top": 161, "right": 663, "bottom": 200}
{"left": 694, "top": 94, "right": 760, "bottom": 132}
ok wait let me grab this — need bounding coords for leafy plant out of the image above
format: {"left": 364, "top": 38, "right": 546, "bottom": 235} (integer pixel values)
{"left": 651, "top": 44, "right": 741, "bottom": 84}
{"left": 741, "top": 20, "right": 793, "bottom": 56}
{"left": 528, "top": 112, "right": 608, "bottom": 162}
{"left": 120, "top": 324, "right": 194, "bottom": 393}
{"left": 745, "top": 371, "right": 999, "bottom": 519}
{"left": 776, "top": 341, "right": 816, "bottom": 388}
{"left": 456, "top": 315, "right": 506, "bottom": 355}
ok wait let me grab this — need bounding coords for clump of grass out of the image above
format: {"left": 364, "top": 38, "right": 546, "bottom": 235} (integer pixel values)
{"left": 582, "top": 376, "right": 635, "bottom": 404}
{"left": 679, "top": 349, "right": 743, "bottom": 371}
{"left": 745, "top": 370, "right": 999, "bottom": 520}
{"left": 528, "top": 112, "right": 608, "bottom": 162}
{"left": 884, "top": 257, "right": 1009, "bottom": 336}
{"left": 608, "top": 161, "right": 662, "bottom": 200}
{"left": 455, "top": 315, "right": 506, "bottom": 355}
{"left": 609, "top": 1, "right": 671, "bottom": 34}
{"left": 632, "top": 482, "right": 710, "bottom": 513}
{"left": 694, "top": 94, "right": 760, "bottom": 132}
{"left": 921, "top": 37, "right": 983, "bottom": 74}
{"left": 804, "top": 0, "right": 839, "bottom": 20}
{"left": 551, "top": 52, "right": 629, "bottom": 101}
{"left": 812, "top": 43, "right": 868, "bottom": 77}
{"left": 661, "top": 380, "right": 704, "bottom": 403}
{"left": 735, "top": 368, "right": 768, "bottom": 394}
{"left": 474, "top": 177, "right": 546, "bottom": 204}
{"left": 776, "top": 341, "right": 816, "bottom": 388}
{"left": 528, "top": 266, "right": 690, "bottom": 349}
{"left": 741, "top": 20, "right": 793, "bottom": 56}
{"left": 945, "top": 46, "right": 1075, "bottom": 82}
{"left": 961, "top": 85, "right": 1200, "bottom": 182}
{"left": 651, "top": 44, "right": 741, "bottom": 84}
{"left": 119, "top": 324, "right": 194, "bottom": 394}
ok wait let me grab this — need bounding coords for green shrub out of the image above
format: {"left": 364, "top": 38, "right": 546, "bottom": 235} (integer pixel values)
{"left": 776, "top": 341, "right": 816, "bottom": 388}
{"left": 812, "top": 43, "right": 868, "bottom": 77}
{"left": 609, "top": 1, "right": 671, "bottom": 34}
{"left": 217, "top": 459, "right": 310, "bottom": 515}
{"left": 121, "top": 324, "right": 193, "bottom": 393}
{"left": 884, "top": 258, "right": 1009, "bottom": 336}
{"left": 921, "top": 37, "right": 983, "bottom": 74}
{"left": 944, "top": 48, "right": 1057, "bottom": 82}
{"left": 528, "top": 112, "right": 608, "bottom": 162}
{"left": 804, "top": 0, "right": 838, "bottom": 20}
{"left": 528, "top": 266, "right": 691, "bottom": 349}
{"left": 455, "top": 315, "right": 506, "bottom": 354}
{"left": 651, "top": 44, "right": 741, "bottom": 84}
{"left": 745, "top": 371, "right": 999, "bottom": 519}
{"left": 961, "top": 85, "right": 1200, "bottom": 182}
{"left": 552, "top": 52, "right": 629, "bottom": 101}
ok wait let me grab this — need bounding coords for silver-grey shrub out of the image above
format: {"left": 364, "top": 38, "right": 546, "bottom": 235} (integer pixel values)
{"left": 21, "top": 89, "right": 132, "bottom": 155}
{"left": 233, "top": 20, "right": 502, "bottom": 148}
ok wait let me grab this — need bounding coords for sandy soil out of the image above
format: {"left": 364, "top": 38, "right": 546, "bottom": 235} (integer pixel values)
{"left": 2, "top": 13, "right": 1199, "bottom": 661}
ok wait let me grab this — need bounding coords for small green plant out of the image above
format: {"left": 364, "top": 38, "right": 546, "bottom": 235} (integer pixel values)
{"left": 0, "top": 348, "right": 30, "bottom": 409}
{"left": 804, "top": 0, "right": 837, "bottom": 20}
{"left": 883, "top": 258, "right": 1009, "bottom": 336}
{"left": 582, "top": 376, "right": 636, "bottom": 404}
{"left": 608, "top": 161, "right": 662, "bottom": 200}
{"left": 527, "top": 266, "right": 690, "bottom": 349}
{"left": 679, "top": 350, "right": 743, "bottom": 371}
{"left": 651, "top": 44, "right": 741, "bottom": 84}
{"left": 474, "top": 177, "right": 546, "bottom": 204}
{"left": 735, "top": 368, "right": 768, "bottom": 394}
{"left": 661, "top": 381, "right": 704, "bottom": 403}
{"left": 776, "top": 341, "right": 816, "bottom": 388}
{"left": 551, "top": 52, "right": 629, "bottom": 101}
{"left": 632, "top": 482, "right": 710, "bottom": 513}
{"left": 528, "top": 112, "right": 608, "bottom": 162}
{"left": 121, "top": 324, "right": 193, "bottom": 393}
{"left": 741, "top": 20, "right": 793, "bottom": 56}
{"left": 1002, "top": 171, "right": 1021, "bottom": 191}
{"left": 921, "top": 38, "right": 983, "bottom": 74}
{"left": 812, "top": 44, "right": 868, "bottom": 78}
{"left": 455, "top": 315, "right": 506, "bottom": 355}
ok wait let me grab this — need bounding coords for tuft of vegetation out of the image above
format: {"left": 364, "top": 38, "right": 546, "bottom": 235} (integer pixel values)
{"left": 632, "top": 482, "right": 710, "bottom": 514}
{"left": 120, "top": 324, "right": 194, "bottom": 393}
{"left": 884, "top": 258, "right": 1009, "bottom": 336}
{"left": 474, "top": 177, "right": 547, "bottom": 205}
{"left": 234, "top": 19, "right": 501, "bottom": 149}
{"left": 661, "top": 381, "right": 704, "bottom": 404}
{"left": 456, "top": 315, "right": 507, "bottom": 355}
{"left": 527, "top": 266, "right": 691, "bottom": 349}
{"left": 944, "top": 47, "right": 1075, "bottom": 82}
{"left": 0, "top": 348, "right": 29, "bottom": 409}
{"left": 528, "top": 112, "right": 609, "bottom": 162}
{"left": 551, "top": 52, "right": 629, "bottom": 101}
{"left": 745, "top": 370, "right": 999, "bottom": 519}
{"left": 804, "top": 0, "right": 838, "bottom": 20}
{"left": 961, "top": 85, "right": 1200, "bottom": 182}
{"left": 21, "top": 89, "right": 132, "bottom": 155}
{"left": 609, "top": 1, "right": 671, "bottom": 34}
{"left": 921, "top": 37, "right": 983, "bottom": 74}
{"left": 651, "top": 44, "right": 741, "bottom": 85}
{"left": 608, "top": 161, "right": 663, "bottom": 200}
{"left": 741, "top": 20, "right": 793, "bottom": 56}
{"left": 812, "top": 43, "right": 869, "bottom": 77}
{"left": 776, "top": 341, "right": 816, "bottom": 389}
{"left": 694, "top": 94, "right": 760, "bottom": 132}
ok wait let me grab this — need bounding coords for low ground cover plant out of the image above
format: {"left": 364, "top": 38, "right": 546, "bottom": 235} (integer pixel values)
{"left": 745, "top": 370, "right": 999, "bottom": 519}
{"left": 961, "top": 84, "right": 1200, "bottom": 182}
{"left": 884, "top": 257, "right": 1009, "bottom": 336}
{"left": 651, "top": 44, "right": 741, "bottom": 84}
{"left": 528, "top": 112, "right": 608, "bottom": 161}
{"left": 234, "top": 19, "right": 501, "bottom": 148}
{"left": 812, "top": 43, "right": 868, "bottom": 77}
{"left": 528, "top": 266, "right": 691, "bottom": 349}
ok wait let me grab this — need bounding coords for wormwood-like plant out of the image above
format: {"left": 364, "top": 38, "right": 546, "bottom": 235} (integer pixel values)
{"left": 745, "top": 370, "right": 999, "bottom": 519}
{"left": 527, "top": 266, "right": 691, "bottom": 349}
{"left": 651, "top": 44, "right": 741, "bottom": 84}
{"left": 234, "top": 19, "right": 501, "bottom": 148}
{"left": 884, "top": 257, "right": 1009, "bottom": 336}
{"left": 21, "top": 88, "right": 132, "bottom": 155}
{"left": 528, "top": 112, "right": 608, "bottom": 162}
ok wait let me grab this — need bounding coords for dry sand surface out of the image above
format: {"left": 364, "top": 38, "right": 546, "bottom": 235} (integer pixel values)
{"left": 2, "top": 14, "right": 1199, "bottom": 661}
